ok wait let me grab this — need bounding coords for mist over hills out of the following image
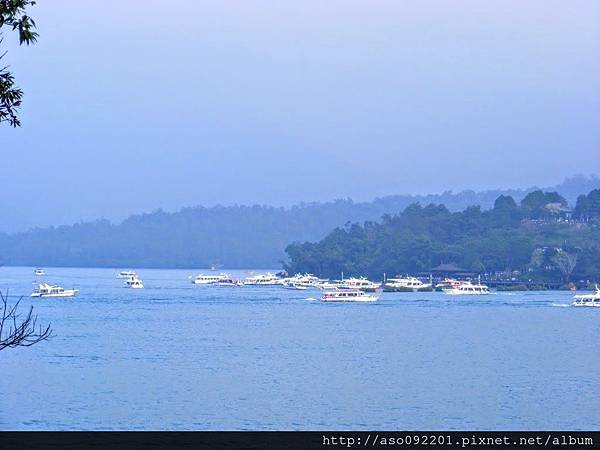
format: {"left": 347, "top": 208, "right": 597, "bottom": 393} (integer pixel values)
{"left": 1, "top": 175, "right": 598, "bottom": 269}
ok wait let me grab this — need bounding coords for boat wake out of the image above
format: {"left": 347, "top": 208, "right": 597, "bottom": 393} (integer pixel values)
{"left": 551, "top": 303, "right": 570, "bottom": 307}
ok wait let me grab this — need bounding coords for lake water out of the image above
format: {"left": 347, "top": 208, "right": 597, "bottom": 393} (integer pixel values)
{"left": 1, "top": 266, "right": 599, "bottom": 430}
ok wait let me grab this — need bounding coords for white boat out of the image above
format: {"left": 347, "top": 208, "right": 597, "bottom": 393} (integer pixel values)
{"left": 192, "top": 273, "right": 230, "bottom": 285}
{"left": 384, "top": 276, "right": 432, "bottom": 292}
{"left": 243, "top": 273, "right": 283, "bottom": 286}
{"left": 282, "top": 273, "right": 322, "bottom": 289}
{"left": 321, "top": 288, "right": 381, "bottom": 302}
{"left": 118, "top": 270, "right": 137, "bottom": 279}
{"left": 444, "top": 281, "right": 489, "bottom": 295}
{"left": 124, "top": 276, "right": 144, "bottom": 289}
{"left": 31, "top": 283, "right": 78, "bottom": 298}
{"left": 339, "top": 277, "right": 381, "bottom": 292}
{"left": 341, "top": 277, "right": 381, "bottom": 292}
{"left": 34, "top": 268, "right": 45, "bottom": 276}
{"left": 572, "top": 288, "right": 600, "bottom": 307}
{"left": 434, "top": 278, "right": 465, "bottom": 291}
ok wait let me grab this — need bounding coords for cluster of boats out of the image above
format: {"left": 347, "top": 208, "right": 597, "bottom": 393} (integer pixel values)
{"left": 188, "top": 272, "right": 492, "bottom": 301}
{"left": 189, "top": 272, "right": 597, "bottom": 304}
{"left": 31, "top": 267, "right": 78, "bottom": 298}
{"left": 382, "top": 276, "right": 490, "bottom": 295}
{"left": 192, "top": 272, "right": 377, "bottom": 290}
{"left": 190, "top": 272, "right": 381, "bottom": 301}
{"left": 29, "top": 269, "right": 144, "bottom": 298}
{"left": 27, "top": 267, "right": 600, "bottom": 306}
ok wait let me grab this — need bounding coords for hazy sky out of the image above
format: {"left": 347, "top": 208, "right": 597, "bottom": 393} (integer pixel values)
{"left": 1, "top": 0, "right": 599, "bottom": 231}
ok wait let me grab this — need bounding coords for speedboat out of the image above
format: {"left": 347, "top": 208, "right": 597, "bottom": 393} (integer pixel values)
{"left": 118, "top": 270, "right": 137, "bottom": 279}
{"left": 384, "top": 276, "right": 432, "bottom": 292}
{"left": 124, "top": 276, "right": 144, "bottom": 289}
{"left": 444, "top": 281, "right": 489, "bottom": 295}
{"left": 192, "top": 273, "right": 230, "bottom": 285}
{"left": 31, "top": 283, "right": 78, "bottom": 298}
{"left": 243, "top": 273, "right": 283, "bottom": 286}
{"left": 572, "top": 288, "right": 600, "bottom": 307}
{"left": 34, "top": 268, "right": 45, "bottom": 276}
{"left": 321, "top": 288, "right": 381, "bottom": 302}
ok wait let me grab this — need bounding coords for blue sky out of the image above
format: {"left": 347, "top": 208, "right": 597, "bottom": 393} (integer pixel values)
{"left": 1, "top": 0, "right": 599, "bottom": 231}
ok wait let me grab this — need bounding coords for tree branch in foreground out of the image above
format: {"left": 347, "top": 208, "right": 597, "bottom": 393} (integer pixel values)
{"left": 0, "top": 289, "right": 53, "bottom": 351}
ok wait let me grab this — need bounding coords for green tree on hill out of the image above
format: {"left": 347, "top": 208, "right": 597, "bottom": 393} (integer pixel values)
{"left": 491, "top": 195, "right": 521, "bottom": 227}
{"left": 574, "top": 189, "right": 600, "bottom": 219}
{"left": 520, "top": 190, "right": 567, "bottom": 219}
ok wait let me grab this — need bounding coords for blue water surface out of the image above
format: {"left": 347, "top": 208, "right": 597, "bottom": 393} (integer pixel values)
{"left": 0, "top": 266, "right": 598, "bottom": 430}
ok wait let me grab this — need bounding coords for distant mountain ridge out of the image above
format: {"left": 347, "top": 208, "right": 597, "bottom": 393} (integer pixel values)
{"left": 0, "top": 175, "right": 598, "bottom": 268}
{"left": 371, "top": 174, "right": 600, "bottom": 213}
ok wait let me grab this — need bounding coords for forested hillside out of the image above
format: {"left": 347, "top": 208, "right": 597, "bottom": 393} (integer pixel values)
{"left": 285, "top": 190, "right": 600, "bottom": 282}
